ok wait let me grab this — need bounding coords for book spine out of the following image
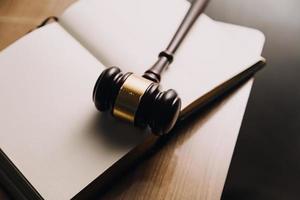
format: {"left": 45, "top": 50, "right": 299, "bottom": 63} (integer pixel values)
{"left": 0, "top": 149, "right": 43, "bottom": 200}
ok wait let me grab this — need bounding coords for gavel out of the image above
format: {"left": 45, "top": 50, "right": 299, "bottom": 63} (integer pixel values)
{"left": 93, "top": 0, "right": 210, "bottom": 135}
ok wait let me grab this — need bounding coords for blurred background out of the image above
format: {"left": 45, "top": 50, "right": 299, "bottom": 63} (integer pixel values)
{"left": 1, "top": 0, "right": 300, "bottom": 199}
{"left": 205, "top": 0, "right": 300, "bottom": 199}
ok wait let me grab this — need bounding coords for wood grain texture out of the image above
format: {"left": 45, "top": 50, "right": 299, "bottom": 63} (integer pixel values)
{"left": 0, "top": 1, "right": 247, "bottom": 199}
{"left": 0, "top": 0, "right": 76, "bottom": 50}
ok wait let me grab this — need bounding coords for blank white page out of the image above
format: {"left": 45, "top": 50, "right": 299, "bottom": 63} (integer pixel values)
{"left": 60, "top": 0, "right": 265, "bottom": 109}
{"left": 0, "top": 23, "right": 149, "bottom": 200}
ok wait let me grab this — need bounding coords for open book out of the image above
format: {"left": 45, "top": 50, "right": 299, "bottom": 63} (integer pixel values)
{"left": 0, "top": 0, "right": 265, "bottom": 199}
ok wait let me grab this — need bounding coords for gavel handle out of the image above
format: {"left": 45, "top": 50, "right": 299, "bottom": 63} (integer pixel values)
{"left": 143, "top": 0, "right": 210, "bottom": 82}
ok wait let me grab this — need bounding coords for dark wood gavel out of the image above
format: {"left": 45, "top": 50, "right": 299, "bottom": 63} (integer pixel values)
{"left": 93, "top": 0, "right": 210, "bottom": 135}
{"left": 144, "top": 0, "right": 210, "bottom": 82}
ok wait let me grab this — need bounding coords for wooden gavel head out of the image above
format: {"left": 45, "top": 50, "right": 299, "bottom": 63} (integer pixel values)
{"left": 93, "top": 67, "right": 181, "bottom": 135}
{"left": 93, "top": 0, "right": 210, "bottom": 135}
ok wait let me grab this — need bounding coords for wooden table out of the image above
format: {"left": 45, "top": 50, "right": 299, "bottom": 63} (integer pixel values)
{"left": 3, "top": 0, "right": 299, "bottom": 199}
{"left": 0, "top": 0, "right": 75, "bottom": 50}
{"left": 0, "top": 1, "right": 245, "bottom": 199}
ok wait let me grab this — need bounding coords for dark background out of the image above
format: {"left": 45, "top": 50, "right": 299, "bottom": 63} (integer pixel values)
{"left": 205, "top": 0, "right": 300, "bottom": 199}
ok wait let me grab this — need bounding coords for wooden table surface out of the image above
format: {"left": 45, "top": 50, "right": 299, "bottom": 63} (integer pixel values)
{"left": 4, "top": 0, "right": 298, "bottom": 199}
{"left": 0, "top": 0, "right": 75, "bottom": 50}
{"left": 0, "top": 1, "right": 245, "bottom": 199}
